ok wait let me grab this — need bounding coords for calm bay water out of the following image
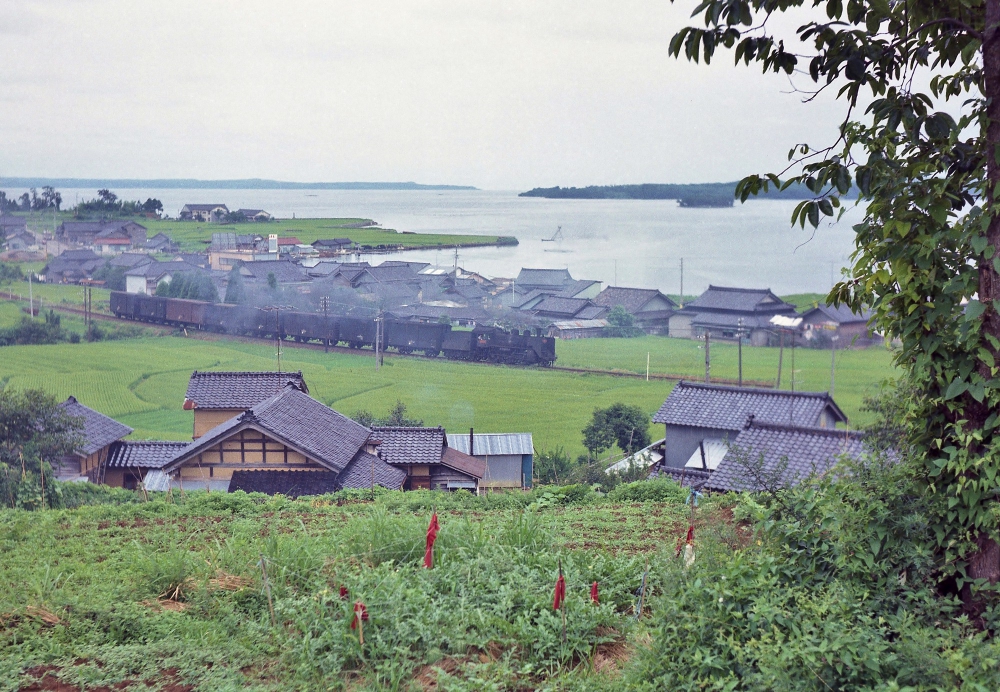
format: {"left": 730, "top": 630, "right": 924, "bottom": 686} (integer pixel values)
{"left": 58, "top": 187, "right": 861, "bottom": 295}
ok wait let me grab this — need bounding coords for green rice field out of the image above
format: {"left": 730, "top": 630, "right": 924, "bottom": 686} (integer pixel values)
{"left": 0, "top": 320, "right": 896, "bottom": 456}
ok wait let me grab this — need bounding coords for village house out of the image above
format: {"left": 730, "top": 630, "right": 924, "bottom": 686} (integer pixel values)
{"left": 515, "top": 268, "right": 576, "bottom": 292}
{"left": 158, "top": 383, "right": 406, "bottom": 494}
{"left": 800, "top": 303, "right": 880, "bottom": 347}
{"left": 446, "top": 432, "right": 534, "bottom": 491}
{"left": 207, "top": 232, "right": 277, "bottom": 270}
{"left": 0, "top": 214, "right": 27, "bottom": 235}
{"left": 547, "top": 319, "right": 609, "bottom": 339}
{"left": 179, "top": 204, "right": 229, "bottom": 223}
{"left": 237, "top": 259, "right": 312, "bottom": 286}
{"left": 670, "top": 285, "right": 799, "bottom": 345}
{"left": 372, "top": 426, "right": 485, "bottom": 491}
{"left": 125, "top": 259, "right": 205, "bottom": 295}
{"left": 102, "top": 441, "right": 190, "bottom": 489}
{"left": 311, "top": 238, "right": 354, "bottom": 254}
{"left": 703, "top": 420, "right": 868, "bottom": 492}
{"left": 183, "top": 371, "right": 309, "bottom": 438}
{"left": 530, "top": 296, "right": 607, "bottom": 321}
{"left": 651, "top": 381, "right": 848, "bottom": 471}
{"left": 145, "top": 232, "right": 180, "bottom": 253}
{"left": 555, "top": 279, "right": 603, "bottom": 299}
{"left": 4, "top": 230, "right": 37, "bottom": 252}
{"left": 56, "top": 220, "right": 147, "bottom": 249}
{"left": 235, "top": 208, "right": 272, "bottom": 222}
{"left": 53, "top": 397, "right": 134, "bottom": 482}
{"left": 592, "top": 286, "right": 678, "bottom": 335}
{"left": 40, "top": 249, "right": 104, "bottom": 283}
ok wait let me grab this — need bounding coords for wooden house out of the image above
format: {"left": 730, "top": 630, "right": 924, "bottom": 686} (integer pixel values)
{"left": 446, "top": 432, "right": 534, "bottom": 491}
{"left": 160, "top": 384, "right": 406, "bottom": 494}
{"left": 670, "top": 285, "right": 798, "bottom": 345}
{"left": 592, "top": 286, "right": 677, "bottom": 334}
{"left": 651, "top": 381, "right": 848, "bottom": 471}
{"left": 180, "top": 204, "right": 229, "bottom": 222}
{"left": 373, "top": 426, "right": 485, "bottom": 491}
{"left": 183, "top": 370, "right": 309, "bottom": 439}
{"left": 102, "top": 441, "right": 189, "bottom": 489}
{"left": 54, "top": 397, "right": 133, "bottom": 481}
{"left": 800, "top": 303, "right": 881, "bottom": 347}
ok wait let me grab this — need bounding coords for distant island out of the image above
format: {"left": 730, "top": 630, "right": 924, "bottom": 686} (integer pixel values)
{"left": 0, "top": 177, "right": 477, "bottom": 191}
{"left": 519, "top": 182, "right": 816, "bottom": 207}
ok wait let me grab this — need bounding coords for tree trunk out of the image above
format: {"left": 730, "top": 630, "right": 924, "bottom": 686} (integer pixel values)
{"left": 968, "top": 0, "right": 1000, "bottom": 618}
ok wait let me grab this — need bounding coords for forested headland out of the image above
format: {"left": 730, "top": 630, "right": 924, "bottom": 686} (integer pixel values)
{"left": 519, "top": 182, "right": 816, "bottom": 206}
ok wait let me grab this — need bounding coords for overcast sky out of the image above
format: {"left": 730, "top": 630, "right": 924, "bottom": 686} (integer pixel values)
{"left": 1, "top": 0, "right": 847, "bottom": 190}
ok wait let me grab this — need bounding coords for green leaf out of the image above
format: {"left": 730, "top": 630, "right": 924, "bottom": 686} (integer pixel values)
{"left": 945, "top": 379, "right": 968, "bottom": 400}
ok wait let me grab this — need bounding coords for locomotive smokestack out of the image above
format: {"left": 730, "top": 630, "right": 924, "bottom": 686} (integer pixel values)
{"left": 469, "top": 427, "right": 474, "bottom": 456}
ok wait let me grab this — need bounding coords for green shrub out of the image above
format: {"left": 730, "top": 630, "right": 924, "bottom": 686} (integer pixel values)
{"left": 607, "top": 477, "right": 687, "bottom": 503}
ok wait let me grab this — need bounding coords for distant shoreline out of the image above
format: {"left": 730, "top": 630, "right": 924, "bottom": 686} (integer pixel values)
{"left": 0, "top": 177, "right": 477, "bottom": 191}
{"left": 519, "top": 182, "right": 815, "bottom": 204}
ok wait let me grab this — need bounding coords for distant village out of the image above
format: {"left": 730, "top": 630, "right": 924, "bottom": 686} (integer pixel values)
{"left": 0, "top": 201, "right": 886, "bottom": 499}
{"left": 0, "top": 205, "right": 877, "bottom": 346}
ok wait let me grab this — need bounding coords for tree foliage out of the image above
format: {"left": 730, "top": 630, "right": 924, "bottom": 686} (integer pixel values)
{"left": 351, "top": 400, "right": 424, "bottom": 428}
{"left": 670, "top": 0, "right": 1000, "bottom": 613}
{"left": 582, "top": 403, "right": 650, "bottom": 456}
{"left": 155, "top": 272, "right": 219, "bottom": 302}
{"left": 603, "top": 305, "right": 644, "bottom": 338}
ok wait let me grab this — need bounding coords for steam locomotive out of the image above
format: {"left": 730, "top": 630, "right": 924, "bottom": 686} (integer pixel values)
{"left": 109, "top": 291, "right": 556, "bottom": 366}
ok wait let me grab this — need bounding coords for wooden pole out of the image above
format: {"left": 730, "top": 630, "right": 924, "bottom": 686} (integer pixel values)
{"left": 704, "top": 331, "right": 710, "bottom": 383}
{"left": 737, "top": 318, "right": 743, "bottom": 387}
{"left": 259, "top": 554, "right": 276, "bottom": 627}
{"left": 776, "top": 330, "right": 784, "bottom": 389}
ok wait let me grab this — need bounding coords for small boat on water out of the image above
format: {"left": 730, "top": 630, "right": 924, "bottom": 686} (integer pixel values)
{"left": 541, "top": 226, "right": 563, "bottom": 242}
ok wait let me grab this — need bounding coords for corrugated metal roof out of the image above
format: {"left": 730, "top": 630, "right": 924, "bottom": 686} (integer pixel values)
{"left": 550, "top": 319, "right": 608, "bottom": 329}
{"left": 142, "top": 470, "right": 171, "bottom": 492}
{"left": 447, "top": 433, "right": 533, "bottom": 456}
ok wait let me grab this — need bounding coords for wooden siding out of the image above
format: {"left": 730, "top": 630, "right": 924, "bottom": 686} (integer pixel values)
{"left": 193, "top": 409, "right": 244, "bottom": 438}
{"left": 178, "top": 429, "right": 328, "bottom": 480}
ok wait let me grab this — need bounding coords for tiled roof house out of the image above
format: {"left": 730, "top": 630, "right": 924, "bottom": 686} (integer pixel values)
{"left": 373, "top": 426, "right": 485, "bottom": 491}
{"left": 592, "top": 287, "right": 678, "bottom": 334}
{"left": 651, "top": 381, "right": 847, "bottom": 470}
{"left": 671, "top": 285, "right": 798, "bottom": 345}
{"left": 705, "top": 421, "right": 867, "bottom": 492}
{"left": 183, "top": 370, "right": 309, "bottom": 439}
{"left": 54, "top": 397, "right": 133, "bottom": 481}
{"left": 162, "top": 384, "right": 406, "bottom": 493}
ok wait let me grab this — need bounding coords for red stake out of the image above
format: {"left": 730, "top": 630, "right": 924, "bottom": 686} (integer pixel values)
{"left": 424, "top": 512, "right": 440, "bottom": 569}
{"left": 590, "top": 581, "right": 599, "bottom": 605}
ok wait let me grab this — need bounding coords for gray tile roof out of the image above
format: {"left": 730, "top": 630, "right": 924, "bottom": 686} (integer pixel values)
{"left": 652, "top": 381, "right": 847, "bottom": 430}
{"left": 652, "top": 465, "right": 712, "bottom": 490}
{"left": 447, "top": 433, "right": 534, "bottom": 456}
{"left": 336, "top": 451, "right": 408, "bottom": 490}
{"left": 355, "top": 265, "right": 420, "bottom": 284}
{"left": 575, "top": 305, "right": 608, "bottom": 320}
{"left": 556, "top": 279, "right": 602, "bottom": 298}
{"left": 312, "top": 237, "right": 354, "bottom": 247}
{"left": 372, "top": 426, "right": 446, "bottom": 466}
{"left": 531, "top": 296, "right": 594, "bottom": 317}
{"left": 58, "top": 397, "right": 133, "bottom": 456}
{"left": 685, "top": 285, "right": 796, "bottom": 313}
{"left": 800, "top": 303, "right": 872, "bottom": 325}
{"left": 108, "top": 253, "right": 155, "bottom": 269}
{"left": 516, "top": 268, "right": 574, "bottom": 287}
{"left": 593, "top": 287, "right": 677, "bottom": 313}
{"left": 184, "top": 204, "right": 229, "bottom": 212}
{"left": 705, "top": 422, "right": 867, "bottom": 492}
{"left": 166, "top": 385, "right": 373, "bottom": 475}
{"left": 441, "top": 446, "right": 487, "bottom": 479}
{"left": 185, "top": 371, "right": 308, "bottom": 410}
{"left": 105, "top": 441, "right": 188, "bottom": 469}
{"left": 238, "top": 260, "right": 311, "bottom": 284}
{"left": 124, "top": 259, "right": 202, "bottom": 278}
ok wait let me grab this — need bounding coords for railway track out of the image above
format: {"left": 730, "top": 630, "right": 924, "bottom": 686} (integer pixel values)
{"left": 0, "top": 293, "right": 774, "bottom": 386}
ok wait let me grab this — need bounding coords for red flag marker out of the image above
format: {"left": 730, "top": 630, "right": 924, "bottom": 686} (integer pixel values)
{"left": 675, "top": 525, "right": 695, "bottom": 557}
{"left": 338, "top": 584, "right": 348, "bottom": 600}
{"left": 350, "top": 600, "right": 368, "bottom": 645}
{"left": 424, "top": 512, "right": 440, "bottom": 569}
{"left": 553, "top": 571, "right": 566, "bottom": 610}
{"left": 590, "top": 581, "right": 599, "bottom": 605}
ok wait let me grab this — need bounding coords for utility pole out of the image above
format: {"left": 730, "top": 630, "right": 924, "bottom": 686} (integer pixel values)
{"left": 776, "top": 330, "right": 784, "bottom": 389}
{"left": 28, "top": 271, "right": 33, "bottom": 318}
{"left": 790, "top": 331, "right": 796, "bottom": 392}
{"left": 679, "top": 258, "right": 684, "bottom": 308}
{"left": 259, "top": 305, "right": 291, "bottom": 372}
{"left": 374, "top": 311, "right": 382, "bottom": 371}
{"left": 320, "top": 296, "right": 330, "bottom": 352}
{"left": 830, "top": 333, "right": 839, "bottom": 396}
{"left": 737, "top": 318, "right": 743, "bottom": 387}
{"left": 703, "top": 330, "right": 710, "bottom": 383}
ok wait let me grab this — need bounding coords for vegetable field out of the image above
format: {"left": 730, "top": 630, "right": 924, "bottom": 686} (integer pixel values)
{"left": 0, "top": 486, "right": 726, "bottom": 691}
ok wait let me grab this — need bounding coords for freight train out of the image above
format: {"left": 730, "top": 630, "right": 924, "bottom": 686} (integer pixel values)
{"left": 110, "top": 291, "right": 556, "bottom": 366}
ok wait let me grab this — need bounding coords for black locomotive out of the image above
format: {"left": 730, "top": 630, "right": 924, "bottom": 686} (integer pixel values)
{"left": 110, "top": 291, "right": 556, "bottom": 366}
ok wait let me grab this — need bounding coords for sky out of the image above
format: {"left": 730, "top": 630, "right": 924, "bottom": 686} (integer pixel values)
{"left": 0, "top": 0, "right": 848, "bottom": 190}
